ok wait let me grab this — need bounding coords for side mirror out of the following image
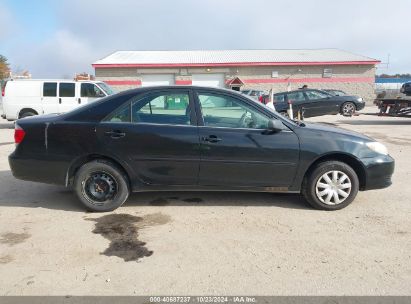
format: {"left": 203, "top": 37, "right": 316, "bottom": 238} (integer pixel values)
{"left": 267, "top": 119, "right": 284, "bottom": 132}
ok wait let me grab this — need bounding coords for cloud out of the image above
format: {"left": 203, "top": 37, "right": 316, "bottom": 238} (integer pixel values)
{"left": 0, "top": 3, "right": 15, "bottom": 40}
{"left": 2, "top": 0, "right": 411, "bottom": 77}
{"left": 8, "top": 30, "right": 100, "bottom": 78}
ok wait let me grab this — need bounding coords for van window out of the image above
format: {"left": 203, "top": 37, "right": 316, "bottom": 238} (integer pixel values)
{"left": 81, "top": 83, "right": 105, "bottom": 98}
{"left": 59, "top": 83, "right": 75, "bottom": 97}
{"left": 43, "top": 82, "right": 57, "bottom": 97}
{"left": 274, "top": 94, "right": 286, "bottom": 103}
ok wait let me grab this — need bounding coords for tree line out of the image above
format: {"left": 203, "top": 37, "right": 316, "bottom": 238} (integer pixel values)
{"left": 0, "top": 54, "right": 10, "bottom": 82}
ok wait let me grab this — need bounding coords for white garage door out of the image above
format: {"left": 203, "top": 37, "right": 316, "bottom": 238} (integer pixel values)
{"left": 192, "top": 74, "right": 225, "bottom": 88}
{"left": 141, "top": 74, "right": 175, "bottom": 87}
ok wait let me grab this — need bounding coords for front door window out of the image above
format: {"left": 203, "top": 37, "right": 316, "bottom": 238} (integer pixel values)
{"left": 197, "top": 93, "right": 269, "bottom": 129}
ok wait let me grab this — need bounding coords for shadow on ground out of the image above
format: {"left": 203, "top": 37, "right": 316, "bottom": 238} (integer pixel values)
{"left": 0, "top": 121, "right": 14, "bottom": 129}
{"left": 0, "top": 170, "right": 309, "bottom": 212}
{"left": 337, "top": 119, "right": 411, "bottom": 126}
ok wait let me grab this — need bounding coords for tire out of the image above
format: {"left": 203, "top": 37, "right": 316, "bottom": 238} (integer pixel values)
{"left": 20, "top": 111, "right": 37, "bottom": 118}
{"left": 340, "top": 102, "right": 356, "bottom": 116}
{"left": 73, "top": 160, "right": 130, "bottom": 212}
{"left": 301, "top": 161, "right": 359, "bottom": 211}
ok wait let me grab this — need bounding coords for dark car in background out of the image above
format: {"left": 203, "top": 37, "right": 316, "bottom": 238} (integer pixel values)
{"left": 9, "top": 86, "right": 393, "bottom": 212}
{"left": 273, "top": 89, "right": 365, "bottom": 117}
{"left": 400, "top": 82, "right": 411, "bottom": 96}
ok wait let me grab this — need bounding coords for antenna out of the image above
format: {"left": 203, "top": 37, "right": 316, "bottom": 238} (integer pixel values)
{"left": 378, "top": 53, "right": 390, "bottom": 70}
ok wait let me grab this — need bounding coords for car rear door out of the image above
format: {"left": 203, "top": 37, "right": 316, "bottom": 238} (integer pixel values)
{"left": 285, "top": 91, "right": 308, "bottom": 115}
{"left": 194, "top": 89, "right": 299, "bottom": 188}
{"left": 302, "top": 90, "right": 339, "bottom": 117}
{"left": 42, "top": 82, "right": 60, "bottom": 114}
{"left": 96, "top": 88, "right": 200, "bottom": 187}
{"left": 58, "top": 82, "right": 78, "bottom": 113}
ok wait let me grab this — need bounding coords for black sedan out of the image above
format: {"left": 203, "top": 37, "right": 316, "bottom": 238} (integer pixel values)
{"left": 273, "top": 89, "right": 365, "bottom": 117}
{"left": 9, "top": 86, "right": 394, "bottom": 212}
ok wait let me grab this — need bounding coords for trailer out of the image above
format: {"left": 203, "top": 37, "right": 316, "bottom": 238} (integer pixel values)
{"left": 374, "top": 96, "right": 411, "bottom": 116}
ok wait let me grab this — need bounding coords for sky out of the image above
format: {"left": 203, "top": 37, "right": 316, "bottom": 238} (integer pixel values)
{"left": 1, "top": 0, "right": 410, "bottom": 78}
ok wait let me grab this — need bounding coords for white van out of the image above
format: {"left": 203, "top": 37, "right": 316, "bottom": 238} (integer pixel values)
{"left": 2, "top": 79, "right": 115, "bottom": 120}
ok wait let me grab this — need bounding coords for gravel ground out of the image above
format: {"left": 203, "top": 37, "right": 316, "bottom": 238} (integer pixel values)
{"left": 0, "top": 107, "right": 410, "bottom": 295}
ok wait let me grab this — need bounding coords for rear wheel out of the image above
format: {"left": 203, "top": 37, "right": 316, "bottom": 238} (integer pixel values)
{"left": 302, "top": 161, "right": 359, "bottom": 210}
{"left": 19, "top": 111, "right": 37, "bottom": 118}
{"left": 340, "top": 102, "right": 356, "bottom": 116}
{"left": 73, "top": 160, "right": 130, "bottom": 212}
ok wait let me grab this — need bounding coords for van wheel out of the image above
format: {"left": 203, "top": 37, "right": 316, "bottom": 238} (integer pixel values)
{"left": 73, "top": 160, "right": 130, "bottom": 212}
{"left": 19, "top": 111, "right": 37, "bottom": 118}
{"left": 302, "top": 161, "right": 359, "bottom": 210}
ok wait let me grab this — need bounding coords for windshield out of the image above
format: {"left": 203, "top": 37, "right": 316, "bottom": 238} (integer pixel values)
{"left": 97, "top": 82, "right": 115, "bottom": 95}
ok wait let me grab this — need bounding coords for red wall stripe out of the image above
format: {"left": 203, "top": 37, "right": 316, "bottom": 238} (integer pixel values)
{"left": 175, "top": 80, "right": 192, "bottom": 85}
{"left": 243, "top": 77, "right": 374, "bottom": 84}
{"left": 104, "top": 80, "right": 142, "bottom": 85}
{"left": 104, "top": 77, "right": 374, "bottom": 86}
{"left": 93, "top": 61, "right": 379, "bottom": 68}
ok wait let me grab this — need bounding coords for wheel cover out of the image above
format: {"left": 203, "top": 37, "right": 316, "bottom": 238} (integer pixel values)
{"left": 315, "top": 170, "right": 352, "bottom": 205}
{"left": 343, "top": 103, "right": 355, "bottom": 115}
{"left": 83, "top": 171, "right": 118, "bottom": 205}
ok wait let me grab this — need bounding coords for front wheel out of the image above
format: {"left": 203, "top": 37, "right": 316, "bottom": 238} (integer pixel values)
{"left": 73, "top": 160, "right": 130, "bottom": 212}
{"left": 341, "top": 102, "right": 356, "bottom": 116}
{"left": 302, "top": 161, "right": 359, "bottom": 210}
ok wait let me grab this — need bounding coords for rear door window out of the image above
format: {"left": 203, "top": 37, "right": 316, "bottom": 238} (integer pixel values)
{"left": 105, "top": 91, "right": 193, "bottom": 125}
{"left": 132, "top": 93, "right": 191, "bottom": 125}
{"left": 43, "top": 82, "right": 57, "bottom": 97}
{"left": 274, "top": 94, "right": 286, "bottom": 103}
{"left": 59, "top": 83, "right": 75, "bottom": 97}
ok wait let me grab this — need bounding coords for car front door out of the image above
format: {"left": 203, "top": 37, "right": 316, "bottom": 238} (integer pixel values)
{"left": 195, "top": 90, "right": 299, "bottom": 188}
{"left": 80, "top": 83, "right": 106, "bottom": 105}
{"left": 303, "top": 90, "right": 339, "bottom": 117}
{"left": 97, "top": 89, "right": 200, "bottom": 187}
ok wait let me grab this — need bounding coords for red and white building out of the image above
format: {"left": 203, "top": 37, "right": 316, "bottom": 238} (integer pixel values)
{"left": 92, "top": 49, "right": 380, "bottom": 102}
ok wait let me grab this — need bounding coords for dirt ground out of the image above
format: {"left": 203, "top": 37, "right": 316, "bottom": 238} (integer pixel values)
{"left": 0, "top": 107, "right": 410, "bottom": 296}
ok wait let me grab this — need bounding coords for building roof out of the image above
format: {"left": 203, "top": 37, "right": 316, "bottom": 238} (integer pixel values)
{"left": 93, "top": 49, "right": 380, "bottom": 68}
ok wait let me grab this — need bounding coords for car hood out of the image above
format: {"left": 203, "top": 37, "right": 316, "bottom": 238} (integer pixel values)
{"left": 301, "top": 121, "right": 373, "bottom": 141}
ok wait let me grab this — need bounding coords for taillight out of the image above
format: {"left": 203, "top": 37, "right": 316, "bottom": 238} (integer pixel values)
{"left": 14, "top": 124, "right": 26, "bottom": 144}
{"left": 1, "top": 80, "right": 7, "bottom": 96}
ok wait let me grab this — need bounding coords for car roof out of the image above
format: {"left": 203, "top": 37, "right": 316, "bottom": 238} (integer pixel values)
{"left": 274, "top": 88, "right": 324, "bottom": 95}
{"left": 114, "top": 85, "right": 249, "bottom": 96}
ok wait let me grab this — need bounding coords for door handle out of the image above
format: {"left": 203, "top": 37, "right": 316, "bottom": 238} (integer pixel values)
{"left": 78, "top": 98, "right": 81, "bottom": 104}
{"left": 59, "top": 98, "right": 62, "bottom": 104}
{"left": 105, "top": 130, "right": 126, "bottom": 139}
{"left": 202, "top": 135, "right": 222, "bottom": 143}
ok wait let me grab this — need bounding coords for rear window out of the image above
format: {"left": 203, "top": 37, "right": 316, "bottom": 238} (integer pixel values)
{"left": 43, "top": 82, "right": 57, "bottom": 97}
{"left": 59, "top": 83, "right": 75, "bottom": 97}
